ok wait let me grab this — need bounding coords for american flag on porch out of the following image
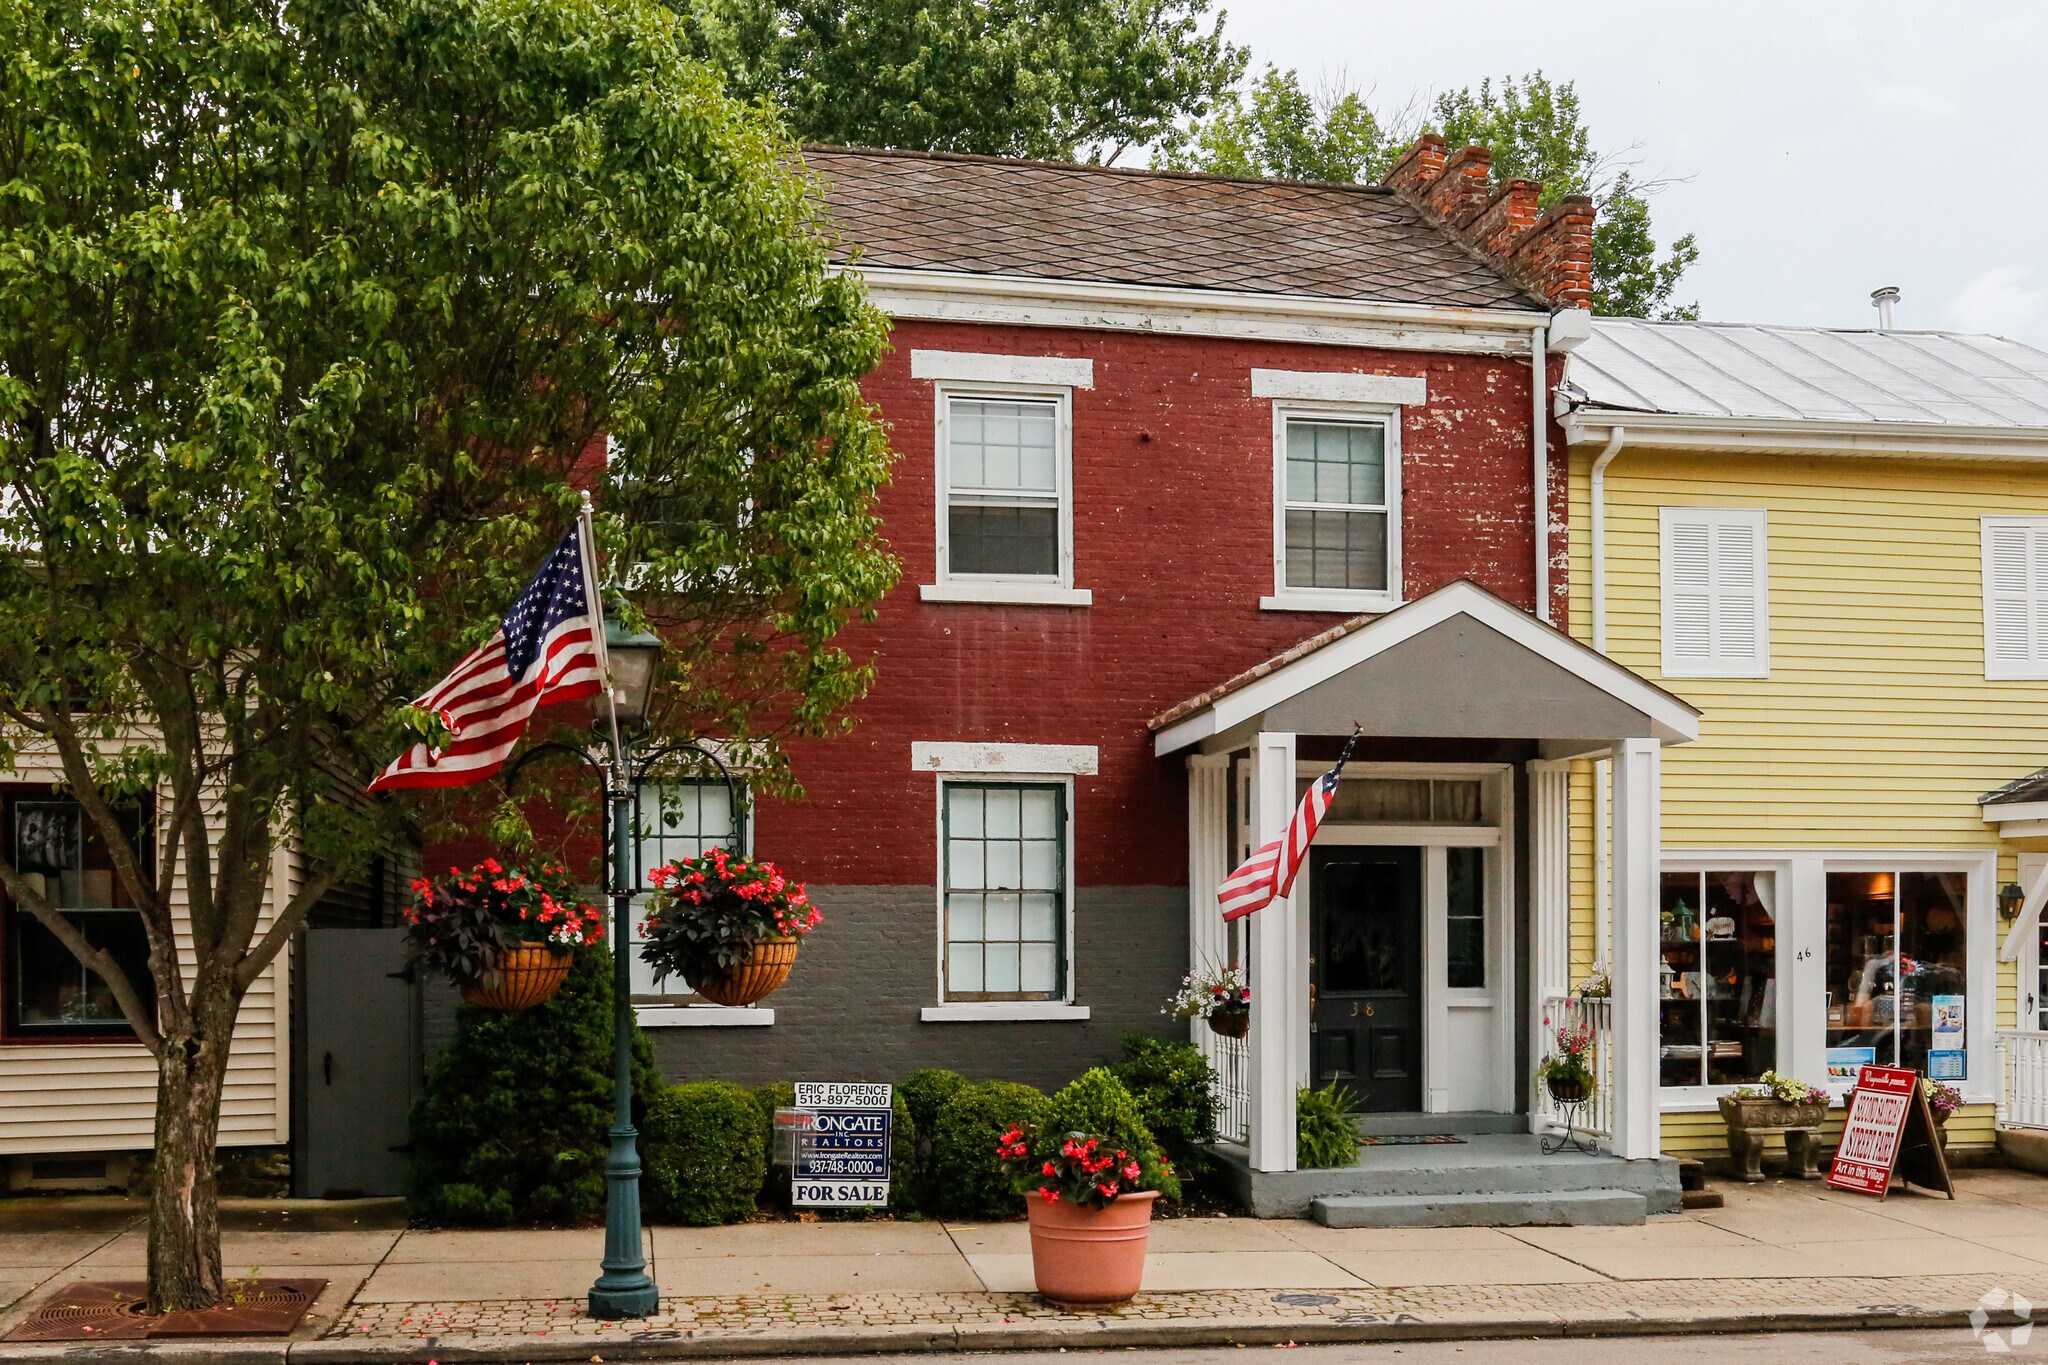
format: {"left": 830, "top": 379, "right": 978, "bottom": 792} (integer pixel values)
{"left": 368, "top": 524, "right": 607, "bottom": 792}
{"left": 1216, "top": 735, "right": 1359, "bottom": 922}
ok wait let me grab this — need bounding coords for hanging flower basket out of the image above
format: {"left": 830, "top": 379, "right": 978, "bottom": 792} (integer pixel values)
{"left": 1207, "top": 1006, "right": 1251, "bottom": 1039}
{"left": 1545, "top": 1073, "right": 1589, "bottom": 1105}
{"left": 405, "top": 859, "right": 604, "bottom": 1010}
{"left": 461, "top": 943, "right": 575, "bottom": 1010}
{"left": 641, "top": 849, "right": 819, "bottom": 1008}
{"left": 690, "top": 935, "right": 801, "bottom": 1007}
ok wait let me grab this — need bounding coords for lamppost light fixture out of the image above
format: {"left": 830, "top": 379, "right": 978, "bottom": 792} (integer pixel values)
{"left": 603, "top": 620, "right": 662, "bottom": 727}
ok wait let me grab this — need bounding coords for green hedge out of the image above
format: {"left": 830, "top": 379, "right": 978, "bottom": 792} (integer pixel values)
{"left": 643, "top": 1080, "right": 765, "bottom": 1225}
{"left": 898, "top": 1068, "right": 968, "bottom": 1205}
{"left": 1041, "top": 1067, "right": 1180, "bottom": 1201}
{"left": 1110, "top": 1034, "right": 1217, "bottom": 1183}
{"left": 933, "top": 1080, "right": 1049, "bottom": 1219}
{"left": 407, "top": 946, "right": 660, "bottom": 1227}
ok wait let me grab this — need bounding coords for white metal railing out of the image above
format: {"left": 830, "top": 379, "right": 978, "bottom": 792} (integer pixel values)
{"left": 1212, "top": 1031, "right": 1250, "bottom": 1145}
{"left": 1536, "top": 992, "right": 1613, "bottom": 1139}
{"left": 1998, "top": 1029, "right": 2048, "bottom": 1129}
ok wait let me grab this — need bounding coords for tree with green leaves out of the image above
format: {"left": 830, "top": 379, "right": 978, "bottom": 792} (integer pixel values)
{"left": 1157, "top": 70, "right": 1698, "bottom": 318}
{"left": 684, "top": 0, "right": 1247, "bottom": 162}
{"left": 0, "top": 0, "right": 894, "bottom": 1311}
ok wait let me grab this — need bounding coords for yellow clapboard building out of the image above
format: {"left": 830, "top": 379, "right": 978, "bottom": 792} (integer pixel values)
{"left": 1560, "top": 312, "right": 2048, "bottom": 1163}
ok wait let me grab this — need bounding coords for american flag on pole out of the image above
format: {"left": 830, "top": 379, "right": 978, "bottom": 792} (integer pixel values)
{"left": 1217, "top": 747, "right": 1355, "bottom": 923}
{"left": 368, "top": 522, "right": 608, "bottom": 792}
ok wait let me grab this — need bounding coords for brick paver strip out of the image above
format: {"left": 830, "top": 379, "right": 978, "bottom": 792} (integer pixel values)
{"left": 285, "top": 1273, "right": 2045, "bottom": 1359}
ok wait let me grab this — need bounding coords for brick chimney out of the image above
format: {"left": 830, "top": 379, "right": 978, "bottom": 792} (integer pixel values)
{"left": 1385, "top": 137, "right": 1595, "bottom": 310}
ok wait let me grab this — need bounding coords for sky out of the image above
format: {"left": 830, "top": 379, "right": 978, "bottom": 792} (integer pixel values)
{"left": 1208, "top": 2, "right": 2048, "bottom": 346}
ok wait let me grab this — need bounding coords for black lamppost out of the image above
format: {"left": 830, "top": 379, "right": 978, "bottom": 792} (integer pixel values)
{"left": 501, "top": 620, "right": 668, "bottom": 1320}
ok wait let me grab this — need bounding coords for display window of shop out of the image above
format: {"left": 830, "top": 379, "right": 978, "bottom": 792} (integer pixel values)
{"left": 1658, "top": 870, "right": 1777, "bottom": 1088}
{"left": 1825, "top": 870, "right": 1969, "bottom": 1079}
{"left": 1, "top": 789, "right": 156, "bottom": 1040}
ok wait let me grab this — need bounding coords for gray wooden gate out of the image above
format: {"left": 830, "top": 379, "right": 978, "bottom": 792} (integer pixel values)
{"left": 295, "top": 927, "right": 418, "bottom": 1198}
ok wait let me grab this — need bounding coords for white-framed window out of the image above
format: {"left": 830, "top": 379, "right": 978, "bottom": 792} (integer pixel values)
{"left": 1657, "top": 869, "right": 1779, "bottom": 1091}
{"left": 914, "top": 741, "right": 1094, "bottom": 1022}
{"left": 1266, "top": 405, "right": 1402, "bottom": 612}
{"left": 1983, "top": 516, "right": 2048, "bottom": 679}
{"left": 939, "top": 781, "right": 1068, "bottom": 1002}
{"left": 630, "top": 779, "right": 767, "bottom": 1025}
{"left": 915, "top": 350, "right": 1091, "bottom": 607}
{"left": 1660, "top": 507, "right": 1768, "bottom": 678}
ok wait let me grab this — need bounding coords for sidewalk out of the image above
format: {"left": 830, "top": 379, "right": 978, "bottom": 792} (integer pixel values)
{"left": 5, "top": 1171, "right": 2048, "bottom": 1359}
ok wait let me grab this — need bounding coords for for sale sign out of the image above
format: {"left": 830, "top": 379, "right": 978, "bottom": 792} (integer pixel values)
{"left": 1825, "top": 1064, "right": 1953, "bottom": 1199}
{"left": 791, "top": 1082, "right": 892, "bottom": 1207}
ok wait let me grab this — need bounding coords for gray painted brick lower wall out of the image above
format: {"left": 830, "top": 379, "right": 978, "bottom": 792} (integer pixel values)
{"left": 650, "top": 884, "right": 1188, "bottom": 1091}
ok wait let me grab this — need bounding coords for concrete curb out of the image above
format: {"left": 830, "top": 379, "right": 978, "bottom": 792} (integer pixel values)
{"left": 0, "top": 1306, "right": 1982, "bottom": 1363}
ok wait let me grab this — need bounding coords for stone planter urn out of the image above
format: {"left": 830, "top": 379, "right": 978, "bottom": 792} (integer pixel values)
{"left": 1718, "top": 1096, "right": 1828, "bottom": 1182}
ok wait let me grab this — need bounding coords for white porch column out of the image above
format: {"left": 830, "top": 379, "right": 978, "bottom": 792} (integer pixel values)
{"left": 1609, "top": 738, "right": 1661, "bottom": 1160}
{"left": 1248, "top": 730, "right": 1302, "bottom": 1173}
{"left": 1528, "top": 760, "right": 1572, "bottom": 1002}
{"left": 1186, "top": 754, "right": 1230, "bottom": 1056}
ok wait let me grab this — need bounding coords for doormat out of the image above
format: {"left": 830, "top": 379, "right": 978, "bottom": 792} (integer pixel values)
{"left": 5, "top": 1279, "right": 326, "bottom": 1341}
{"left": 1356, "top": 1134, "right": 1467, "bottom": 1146}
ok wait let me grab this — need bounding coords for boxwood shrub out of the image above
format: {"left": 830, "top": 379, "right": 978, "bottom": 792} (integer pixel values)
{"left": 898, "top": 1068, "right": 969, "bottom": 1206}
{"left": 933, "top": 1080, "right": 1049, "bottom": 1218}
{"left": 1040, "top": 1067, "right": 1180, "bottom": 1201}
{"left": 642, "top": 1080, "right": 765, "bottom": 1225}
{"left": 1110, "top": 1033, "right": 1217, "bottom": 1183}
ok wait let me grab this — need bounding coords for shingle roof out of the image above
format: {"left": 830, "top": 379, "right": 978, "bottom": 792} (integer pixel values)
{"left": 1567, "top": 318, "right": 2048, "bottom": 429}
{"left": 1982, "top": 767, "right": 2048, "bottom": 806}
{"left": 803, "top": 147, "right": 1545, "bottom": 312}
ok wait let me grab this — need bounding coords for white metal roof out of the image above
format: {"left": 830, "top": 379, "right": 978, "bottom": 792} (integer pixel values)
{"left": 1565, "top": 318, "right": 2048, "bottom": 430}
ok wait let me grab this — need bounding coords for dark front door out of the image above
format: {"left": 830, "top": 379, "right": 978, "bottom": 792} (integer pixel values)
{"left": 1311, "top": 845, "right": 1423, "bottom": 1111}
{"left": 295, "top": 928, "right": 417, "bottom": 1198}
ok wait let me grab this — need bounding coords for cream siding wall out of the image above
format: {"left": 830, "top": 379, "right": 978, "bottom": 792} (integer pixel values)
{"left": 1567, "top": 448, "right": 2046, "bottom": 1158}
{"left": 0, "top": 748, "right": 288, "bottom": 1155}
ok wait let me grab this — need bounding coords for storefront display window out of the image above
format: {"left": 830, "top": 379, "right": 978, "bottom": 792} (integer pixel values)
{"left": 1658, "top": 870, "right": 1776, "bottom": 1087}
{"left": 1825, "top": 870, "right": 1968, "bottom": 1078}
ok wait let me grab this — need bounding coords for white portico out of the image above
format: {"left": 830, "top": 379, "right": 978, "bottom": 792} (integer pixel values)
{"left": 1152, "top": 582, "right": 1699, "bottom": 1178}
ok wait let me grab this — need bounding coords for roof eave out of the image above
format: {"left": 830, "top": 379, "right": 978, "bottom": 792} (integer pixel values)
{"left": 1562, "top": 407, "right": 2048, "bottom": 461}
{"left": 840, "top": 266, "right": 1552, "bottom": 357}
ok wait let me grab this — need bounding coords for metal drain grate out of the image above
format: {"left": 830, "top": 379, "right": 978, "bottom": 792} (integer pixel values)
{"left": 6, "top": 1279, "right": 326, "bottom": 1341}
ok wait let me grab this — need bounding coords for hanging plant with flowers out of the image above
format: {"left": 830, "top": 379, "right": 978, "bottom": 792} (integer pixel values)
{"left": 404, "top": 858, "right": 605, "bottom": 992}
{"left": 641, "top": 848, "right": 820, "bottom": 998}
{"left": 1165, "top": 964, "right": 1250, "bottom": 1036}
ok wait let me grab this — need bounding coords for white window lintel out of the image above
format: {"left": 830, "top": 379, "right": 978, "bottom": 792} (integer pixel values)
{"left": 635, "top": 1005, "right": 775, "bottom": 1027}
{"left": 1253, "top": 368, "right": 1426, "bottom": 406}
{"left": 913, "top": 350, "right": 1094, "bottom": 389}
{"left": 913, "top": 741, "right": 1098, "bottom": 776}
{"left": 919, "top": 582, "right": 1093, "bottom": 607}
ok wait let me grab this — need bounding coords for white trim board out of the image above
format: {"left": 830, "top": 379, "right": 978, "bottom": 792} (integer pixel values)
{"left": 1152, "top": 580, "right": 1701, "bottom": 755}
{"left": 1253, "top": 369, "right": 1427, "bottom": 405}
{"left": 912, "top": 742, "right": 1099, "bottom": 776}
{"left": 850, "top": 268, "right": 1548, "bottom": 358}
{"left": 911, "top": 350, "right": 1095, "bottom": 388}
{"left": 1563, "top": 411, "right": 2048, "bottom": 462}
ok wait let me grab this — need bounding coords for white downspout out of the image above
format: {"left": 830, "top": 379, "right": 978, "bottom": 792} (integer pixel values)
{"left": 1533, "top": 324, "right": 1550, "bottom": 622}
{"left": 1590, "top": 425, "right": 1625, "bottom": 969}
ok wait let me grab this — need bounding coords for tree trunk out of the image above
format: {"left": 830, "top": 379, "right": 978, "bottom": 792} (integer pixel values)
{"left": 146, "top": 999, "right": 235, "bottom": 1312}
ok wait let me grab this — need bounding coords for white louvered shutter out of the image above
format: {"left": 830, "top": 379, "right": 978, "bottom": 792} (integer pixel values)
{"left": 1984, "top": 518, "right": 2048, "bottom": 679}
{"left": 1661, "top": 508, "right": 1768, "bottom": 677}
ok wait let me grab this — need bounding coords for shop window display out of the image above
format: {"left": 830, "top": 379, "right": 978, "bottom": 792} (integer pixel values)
{"left": 1658, "top": 870, "right": 1776, "bottom": 1087}
{"left": 1825, "top": 870, "right": 1968, "bottom": 1078}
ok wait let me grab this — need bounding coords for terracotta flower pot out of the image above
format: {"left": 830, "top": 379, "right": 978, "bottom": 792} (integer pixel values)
{"left": 1207, "top": 1008, "right": 1250, "bottom": 1039}
{"left": 1026, "top": 1190, "right": 1158, "bottom": 1308}
{"left": 460, "top": 944, "right": 573, "bottom": 1010}
{"left": 690, "top": 935, "right": 799, "bottom": 1007}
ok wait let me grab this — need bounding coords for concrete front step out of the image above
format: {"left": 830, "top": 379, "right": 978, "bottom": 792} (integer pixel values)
{"left": 1351, "top": 1111, "right": 1525, "bottom": 1138}
{"left": 1312, "top": 1188, "right": 1649, "bottom": 1229}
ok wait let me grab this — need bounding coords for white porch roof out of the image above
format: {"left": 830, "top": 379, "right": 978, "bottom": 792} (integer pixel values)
{"left": 1150, "top": 581, "right": 1699, "bottom": 758}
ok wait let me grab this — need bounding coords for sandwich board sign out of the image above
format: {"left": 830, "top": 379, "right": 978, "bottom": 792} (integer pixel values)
{"left": 1825, "top": 1064, "right": 1953, "bottom": 1199}
{"left": 790, "top": 1082, "right": 892, "bottom": 1207}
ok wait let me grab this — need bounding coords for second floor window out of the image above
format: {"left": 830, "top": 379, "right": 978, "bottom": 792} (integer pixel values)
{"left": 1277, "top": 414, "right": 1398, "bottom": 603}
{"left": 941, "top": 393, "right": 1070, "bottom": 582}
{"left": 1984, "top": 516, "right": 2048, "bottom": 679}
{"left": 1660, "top": 507, "right": 1769, "bottom": 678}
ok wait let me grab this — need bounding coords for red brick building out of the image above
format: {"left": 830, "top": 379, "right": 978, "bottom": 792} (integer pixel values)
{"left": 624, "top": 144, "right": 1696, "bottom": 1188}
